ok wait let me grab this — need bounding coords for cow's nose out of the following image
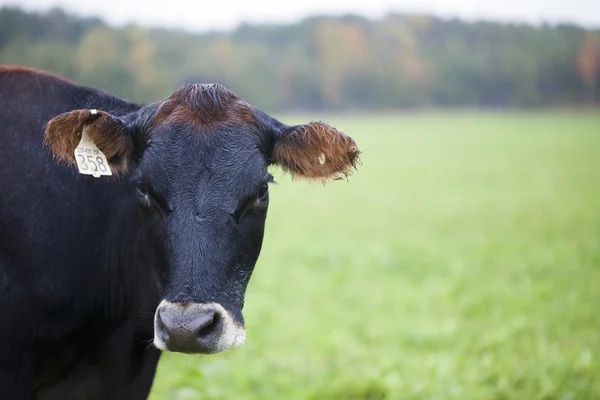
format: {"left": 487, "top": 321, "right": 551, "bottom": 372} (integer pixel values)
{"left": 155, "top": 303, "right": 222, "bottom": 353}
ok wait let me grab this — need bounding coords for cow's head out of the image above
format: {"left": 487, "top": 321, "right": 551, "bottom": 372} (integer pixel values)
{"left": 44, "top": 84, "right": 360, "bottom": 354}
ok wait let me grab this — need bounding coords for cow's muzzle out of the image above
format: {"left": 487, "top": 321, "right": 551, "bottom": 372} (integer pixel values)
{"left": 153, "top": 300, "right": 246, "bottom": 354}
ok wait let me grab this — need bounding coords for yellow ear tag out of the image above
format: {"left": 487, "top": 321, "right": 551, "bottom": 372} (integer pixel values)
{"left": 74, "top": 111, "right": 112, "bottom": 178}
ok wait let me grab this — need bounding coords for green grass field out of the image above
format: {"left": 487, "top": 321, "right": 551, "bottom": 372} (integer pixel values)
{"left": 149, "top": 111, "right": 600, "bottom": 400}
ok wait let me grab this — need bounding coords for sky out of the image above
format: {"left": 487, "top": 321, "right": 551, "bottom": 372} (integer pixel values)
{"left": 2, "top": 0, "right": 599, "bottom": 32}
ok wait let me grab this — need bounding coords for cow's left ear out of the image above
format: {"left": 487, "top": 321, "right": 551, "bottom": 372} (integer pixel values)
{"left": 272, "top": 121, "right": 361, "bottom": 181}
{"left": 44, "top": 109, "right": 134, "bottom": 174}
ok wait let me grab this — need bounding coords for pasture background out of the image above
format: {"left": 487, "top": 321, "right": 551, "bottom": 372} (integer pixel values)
{"left": 1, "top": 5, "right": 598, "bottom": 399}
{"left": 149, "top": 111, "right": 600, "bottom": 400}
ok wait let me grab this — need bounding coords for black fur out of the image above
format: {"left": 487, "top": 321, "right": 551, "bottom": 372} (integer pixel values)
{"left": 0, "top": 68, "right": 282, "bottom": 399}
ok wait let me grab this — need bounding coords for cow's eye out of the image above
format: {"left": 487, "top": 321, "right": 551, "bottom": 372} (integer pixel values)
{"left": 257, "top": 183, "right": 269, "bottom": 202}
{"left": 136, "top": 185, "right": 146, "bottom": 198}
{"left": 231, "top": 183, "right": 269, "bottom": 224}
{"left": 135, "top": 183, "right": 153, "bottom": 207}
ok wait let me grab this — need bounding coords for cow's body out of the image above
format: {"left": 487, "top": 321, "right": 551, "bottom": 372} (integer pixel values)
{"left": 0, "top": 67, "right": 161, "bottom": 399}
{"left": 0, "top": 66, "right": 360, "bottom": 400}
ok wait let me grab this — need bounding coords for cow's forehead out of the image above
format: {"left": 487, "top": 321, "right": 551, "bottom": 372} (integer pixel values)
{"left": 144, "top": 112, "right": 266, "bottom": 167}
{"left": 137, "top": 115, "right": 267, "bottom": 196}
{"left": 150, "top": 83, "right": 258, "bottom": 132}
{"left": 134, "top": 84, "right": 271, "bottom": 194}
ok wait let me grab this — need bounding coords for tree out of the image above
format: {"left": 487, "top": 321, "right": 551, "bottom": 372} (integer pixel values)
{"left": 1, "top": 6, "right": 598, "bottom": 110}
{"left": 577, "top": 32, "right": 598, "bottom": 105}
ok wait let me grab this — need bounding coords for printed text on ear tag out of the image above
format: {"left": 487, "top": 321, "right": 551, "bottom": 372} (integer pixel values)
{"left": 74, "top": 126, "right": 112, "bottom": 178}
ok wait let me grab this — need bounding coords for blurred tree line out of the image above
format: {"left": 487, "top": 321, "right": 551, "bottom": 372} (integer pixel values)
{"left": 1, "top": 6, "right": 598, "bottom": 111}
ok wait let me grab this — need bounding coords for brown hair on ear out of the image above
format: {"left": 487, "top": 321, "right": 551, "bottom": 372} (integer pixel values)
{"left": 44, "top": 109, "right": 132, "bottom": 172}
{"left": 272, "top": 121, "right": 361, "bottom": 181}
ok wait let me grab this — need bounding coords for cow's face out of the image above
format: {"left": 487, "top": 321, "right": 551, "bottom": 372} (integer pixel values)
{"left": 44, "top": 84, "right": 360, "bottom": 354}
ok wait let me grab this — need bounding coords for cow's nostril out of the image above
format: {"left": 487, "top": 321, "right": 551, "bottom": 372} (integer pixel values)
{"left": 156, "top": 309, "right": 169, "bottom": 342}
{"left": 197, "top": 310, "right": 220, "bottom": 340}
{"left": 188, "top": 310, "right": 216, "bottom": 335}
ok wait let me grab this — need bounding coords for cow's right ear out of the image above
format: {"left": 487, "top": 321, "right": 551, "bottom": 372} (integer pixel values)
{"left": 44, "top": 109, "right": 135, "bottom": 174}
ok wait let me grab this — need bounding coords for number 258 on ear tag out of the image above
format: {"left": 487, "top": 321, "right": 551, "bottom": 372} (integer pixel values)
{"left": 74, "top": 127, "right": 112, "bottom": 178}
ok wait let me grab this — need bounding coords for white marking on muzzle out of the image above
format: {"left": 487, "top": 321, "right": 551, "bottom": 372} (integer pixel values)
{"left": 153, "top": 300, "right": 246, "bottom": 353}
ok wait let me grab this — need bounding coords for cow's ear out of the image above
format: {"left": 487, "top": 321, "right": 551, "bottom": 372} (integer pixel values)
{"left": 272, "top": 121, "right": 361, "bottom": 181}
{"left": 44, "top": 109, "right": 134, "bottom": 174}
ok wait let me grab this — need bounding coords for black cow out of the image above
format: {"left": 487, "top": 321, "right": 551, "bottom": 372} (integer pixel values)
{"left": 0, "top": 66, "right": 360, "bottom": 400}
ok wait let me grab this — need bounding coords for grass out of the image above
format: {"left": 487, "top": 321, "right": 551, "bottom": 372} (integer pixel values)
{"left": 148, "top": 111, "right": 600, "bottom": 400}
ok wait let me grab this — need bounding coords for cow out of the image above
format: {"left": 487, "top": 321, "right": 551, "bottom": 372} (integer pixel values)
{"left": 0, "top": 65, "right": 360, "bottom": 400}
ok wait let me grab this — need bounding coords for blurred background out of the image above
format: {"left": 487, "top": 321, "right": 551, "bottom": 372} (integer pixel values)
{"left": 1, "top": 0, "right": 599, "bottom": 399}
